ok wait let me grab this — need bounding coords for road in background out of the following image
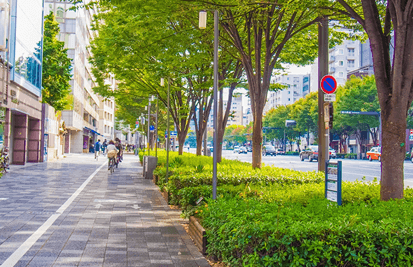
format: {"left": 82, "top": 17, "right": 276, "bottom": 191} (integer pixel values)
{"left": 188, "top": 148, "right": 413, "bottom": 187}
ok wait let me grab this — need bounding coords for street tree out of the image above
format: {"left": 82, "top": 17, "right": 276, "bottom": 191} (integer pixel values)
{"left": 42, "top": 12, "right": 72, "bottom": 111}
{"left": 333, "top": 0, "right": 413, "bottom": 200}
{"left": 289, "top": 92, "right": 318, "bottom": 147}
{"left": 193, "top": 0, "right": 344, "bottom": 168}
{"left": 89, "top": 0, "right": 214, "bottom": 155}
{"left": 334, "top": 75, "right": 380, "bottom": 153}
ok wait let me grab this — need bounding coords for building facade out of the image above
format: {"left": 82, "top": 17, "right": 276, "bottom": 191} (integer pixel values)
{"left": 0, "top": 0, "right": 44, "bottom": 165}
{"left": 264, "top": 74, "right": 310, "bottom": 114}
{"left": 44, "top": 0, "right": 114, "bottom": 153}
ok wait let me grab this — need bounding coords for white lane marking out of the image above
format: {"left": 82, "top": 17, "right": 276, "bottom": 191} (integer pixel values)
{"left": 0, "top": 161, "right": 106, "bottom": 267}
{"left": 94, "top": 199, "right": 131, "bottom": 203}
{"left": 0, "top": 198, "right": 8, "bottom": 201}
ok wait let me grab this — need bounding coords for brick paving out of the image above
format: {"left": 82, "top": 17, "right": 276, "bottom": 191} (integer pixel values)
{"left": 0, "top": 153, "right": 210, "bottom": 267}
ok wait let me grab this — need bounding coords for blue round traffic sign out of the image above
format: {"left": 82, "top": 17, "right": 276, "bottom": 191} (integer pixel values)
{"left": 320, "top": 75, "right": 337, "bottom": 94}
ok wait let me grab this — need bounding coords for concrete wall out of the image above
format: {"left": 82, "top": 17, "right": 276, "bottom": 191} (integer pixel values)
{"left": 70, "top": 130, "right": 83, "bottom": 153}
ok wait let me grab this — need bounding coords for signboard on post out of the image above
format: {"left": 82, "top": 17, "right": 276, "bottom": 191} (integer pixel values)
{"left": 325, "top": 161, "right": 342, "bottom": 205}
{"left": 170, "top": 131, "right": 177, "bottom": 137}
{"left": 320, "top": 75, "right": 337, "bottom": 94}
{"left": 150, "top": 125, "right": 155, "bottom": 132}
{"left": 324, "top": 94, "right": 336, "bottom": 102}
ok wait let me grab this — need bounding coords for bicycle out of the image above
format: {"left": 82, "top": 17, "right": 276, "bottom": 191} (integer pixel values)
{"left": 108, "top": 156, "right": 116, "bottom": 174}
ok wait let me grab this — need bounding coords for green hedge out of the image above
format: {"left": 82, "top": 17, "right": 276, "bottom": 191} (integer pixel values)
{"left": 146, "top": 150, "right": 413, "bottom": 266}
{"left": 197, "top": 197, "right": 413, "bottom": 266}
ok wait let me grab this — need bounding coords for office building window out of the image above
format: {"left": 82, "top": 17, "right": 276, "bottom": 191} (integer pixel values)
{"left": 288, "top": 98, "right": 290, "bottom": 101}
{"left": 339, "top": 49, "right": 344, "bottom": 55}
{"left": 348, "top": 60, "right": 355, "bottom": 67}
{"left": 66, "top": 19, "right": 76, "bottom": 33}
{"left": 339, "top": 61, "right": 344, "bottom": 66}
{"left": 348, "top": 48, "right": 355, "bottom": 56}
{"left": 339, "top": 72, "right": 344, "bottom": 77}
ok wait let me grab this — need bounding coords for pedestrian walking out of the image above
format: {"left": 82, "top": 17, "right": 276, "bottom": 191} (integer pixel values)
{"left": 102, "top": 139, "right": 108, "bottom": 155}
{"left": 94, "top": 139, "right": 102, "bottom": 160}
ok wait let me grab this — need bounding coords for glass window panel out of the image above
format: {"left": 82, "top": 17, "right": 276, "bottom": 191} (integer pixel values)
{"left": 11, "top": 0, "right": 43, "bottom": 93}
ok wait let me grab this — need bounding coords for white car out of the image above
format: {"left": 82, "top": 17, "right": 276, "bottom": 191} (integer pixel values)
{"left": 329, "top": 148, "right": 337, "bottom": 159}
{"left": 233, "top": 146, "right": 240, "bottom": 153}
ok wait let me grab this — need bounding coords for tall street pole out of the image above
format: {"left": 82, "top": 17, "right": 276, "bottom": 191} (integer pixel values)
{"left": 166, "top": 79, "right": 170, "bottom": 182}
{"left": 318, "top": 17, "right": 328, "bottom": 172}
{"left": 147, "top": 99, "right": 151, "bottom": 156}
{"left": 212, "top": 10, "right": 218, "bottom": 200}
{"left": 156, "top": 97, "right": 158, "bottom": 158}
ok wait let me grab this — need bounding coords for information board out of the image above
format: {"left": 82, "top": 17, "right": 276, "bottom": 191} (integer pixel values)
{"left": 325, "top": 161, "right": 342, "bottom": 205}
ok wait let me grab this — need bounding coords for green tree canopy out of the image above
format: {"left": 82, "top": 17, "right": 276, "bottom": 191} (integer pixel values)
{"left": 42, "top": 12, "right": 72, "bottom": 111}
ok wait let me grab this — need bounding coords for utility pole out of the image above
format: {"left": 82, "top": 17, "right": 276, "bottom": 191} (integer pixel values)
{"left": 155, "top": 97, "right": 158, "bottom": 157}
{"left": 147, "top": 98, "right": 151, "bottom": 156}
{"left": 318, "top": 17, "right": 328, "bottom": 172}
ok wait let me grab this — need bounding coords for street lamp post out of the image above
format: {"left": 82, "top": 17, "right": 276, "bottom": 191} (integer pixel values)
{"left": 147, "top": 100, "right": 151, "bottom": 156}
{"left": 156, "top": 96, "right": 158, "bottom": 158}
{"left": 200, "top": 10, "right": 219, "bottom": 200}
{"left": 161, "top": 78, "right": 171, "bottom": 182}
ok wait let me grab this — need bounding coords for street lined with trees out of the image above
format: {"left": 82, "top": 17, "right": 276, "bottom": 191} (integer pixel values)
{"left": 65, "top": 0, "right": 413, "bottom": 201}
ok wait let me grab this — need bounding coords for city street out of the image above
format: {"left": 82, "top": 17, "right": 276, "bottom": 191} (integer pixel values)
{"left": 189, "top": 149, "right": 413, "bottom": 187}
{"left": 0, "top": 154, "right": 208, "bottom": 267}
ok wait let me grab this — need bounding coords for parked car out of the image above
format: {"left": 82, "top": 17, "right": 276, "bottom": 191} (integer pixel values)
{"left": 329, "top": 148, "right": 337, "bottom": 159}
{"left": 239, "top": 146, "right": 248, "bottom": 154}
{"left": 247, "top": 146, "right": 252, "bottom": 152}
{"left": 300, "top": 146, "right": 318, "bottom": 162}
{"left": 276, "top": 149, "right": 285, "bottom": 155}
{"left": 262, "top": 145, "right": 277, "bottom": 156}
{"left": 233, "top": 146, "right": 240, "bottom": 153}
{"left": 207, "top": 146, "right": 213, "bottom": 153}
{"left": 367, "top": 146, "right": 381, "bottom": 161}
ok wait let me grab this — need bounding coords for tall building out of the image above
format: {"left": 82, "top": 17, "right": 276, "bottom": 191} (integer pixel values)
{"left": 226, "top": 94, "right": 243, "bottom": 126}
{"left": 310, "top": 39, "right": 376, "bottom": 91}
{"left": 0, "top": 0, "right": 44, "bottom": 165}
{"left": 328, "top": 40, "right": 361, "bottom": 85}
{"left": 98, "top": 76, "right": 115, "bottom": 141}
{"left": 264, "top": 74, "right": 310, "bottom": 114}
{"left": 207, "top": 94, "right": 243, "bottom": 128}
{"left": 44, "top": 0, "right": 115, "bottom": 153}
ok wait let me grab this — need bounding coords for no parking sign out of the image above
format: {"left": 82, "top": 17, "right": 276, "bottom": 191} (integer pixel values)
{"left": 320, "top": 75, "right": 337, "bottom": 94}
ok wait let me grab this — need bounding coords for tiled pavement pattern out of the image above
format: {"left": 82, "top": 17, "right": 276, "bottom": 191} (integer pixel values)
{"left": 0, "top": 154, "right": 210, "bottom": 267}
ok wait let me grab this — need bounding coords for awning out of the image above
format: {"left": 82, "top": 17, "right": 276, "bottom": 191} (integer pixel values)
{"left": 84, "top": 127, "right": 104, "bottom": 136}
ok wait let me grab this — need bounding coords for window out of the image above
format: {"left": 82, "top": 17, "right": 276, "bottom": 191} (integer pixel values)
{"left": 339, "top": 72, "right": 344, "bottom": 77}
{"left": 56, "top": 7, "right": 65, "bottom": 22}
{"left": 288, "top": 91, "right": 290, "bottom": 94}
{"left": 293, "top": 77, "right": 299, "bottom": 83}
{"left": 339, "top": 61, "right": 344, "bottom": 66}
{"left": 339, "top": 49, "right": 344, "bottom": 55}
{"left": 65, "top": 19, "right": 76, "bottom": 33}
{"left": 348, "top": 48, "right": 355, "bottom": 56}
{"left": 288, "top": 98, "right": 291, "bottom": 101}
{"left": 348, "top": 60, "right": 355, "bottom": 68}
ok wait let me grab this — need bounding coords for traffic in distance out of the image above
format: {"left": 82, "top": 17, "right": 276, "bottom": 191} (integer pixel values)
{"left": 187, "top": 147, "right": 413, "bottom": 187}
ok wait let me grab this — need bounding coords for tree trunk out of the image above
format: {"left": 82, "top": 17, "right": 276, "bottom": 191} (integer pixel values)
{"left": 380, "top": 108, "right": 406, "bottom": 200}
{"left": 252, "top": 115, "right": 263, "bottom": 168}
{"left": 196, "top": 131, "right": 203, "bottom": 156}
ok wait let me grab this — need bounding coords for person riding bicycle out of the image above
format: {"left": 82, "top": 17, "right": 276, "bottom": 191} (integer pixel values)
{"left": 106, "top": 140, "right": 118, "bottom": 169}
{"left": 115, "top": 138, "right": 123, "bottom": 163}
{"left": 94, "top": 139, "right": 102, "bottom": 159}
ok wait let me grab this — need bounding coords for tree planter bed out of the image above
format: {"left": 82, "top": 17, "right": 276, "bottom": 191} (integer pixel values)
{"left": 188, "top": 216, "right": 207, "bottom": 255}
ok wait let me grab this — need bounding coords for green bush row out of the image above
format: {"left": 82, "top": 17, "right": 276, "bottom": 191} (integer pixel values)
{"left": 197, "top": 197, "right": 413, "bottom": 266}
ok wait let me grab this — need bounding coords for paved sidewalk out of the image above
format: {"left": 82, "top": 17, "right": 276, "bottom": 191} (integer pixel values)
{"left": 0, "top": 154, "right": 210, "bottom": 267}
